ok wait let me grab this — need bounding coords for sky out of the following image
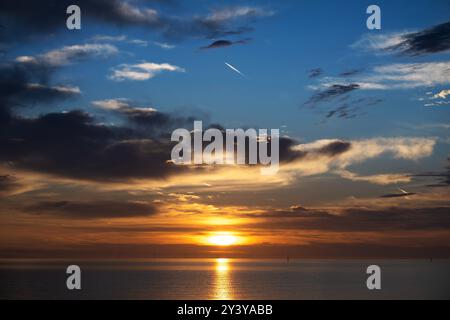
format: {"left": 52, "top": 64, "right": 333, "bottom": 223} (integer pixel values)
{"left": 0, "top": 0, "right": 449, "bottom": 259}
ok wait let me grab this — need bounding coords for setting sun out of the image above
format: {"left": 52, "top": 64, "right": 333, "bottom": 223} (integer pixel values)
{"left": 207, "top": 234, "right": 238, "bottom": 246}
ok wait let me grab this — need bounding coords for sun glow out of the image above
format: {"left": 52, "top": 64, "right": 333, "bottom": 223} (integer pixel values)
{"left": 207, "top": 233, "right": 238, "bottom": 246}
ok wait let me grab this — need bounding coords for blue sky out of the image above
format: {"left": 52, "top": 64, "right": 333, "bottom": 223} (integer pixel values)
{"left": 6, "top": 0, "right": 449, "bottom": 145}
{"left": 1, "top": 0, "right": 449, "bottom": 183}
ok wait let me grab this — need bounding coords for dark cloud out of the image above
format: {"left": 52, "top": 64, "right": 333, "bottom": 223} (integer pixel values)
{"left": 317, "top": 141, "right": 351, "bottom": 156}
{"left": 67, "top": 225, "right": 206, "bottom": 234}
{"left": 0, "top": 61, "right": 318, "bottom": 183}
{"left": 273, "top": 137, "right": 351, "bottom": 163}
{"left": 207, "top": 26, "right": 255, "bottom": 39}
{"left": 0, "top": 0, "right": 269, "bottom": 43}
{"left": 2, "top": 88, "right": 324, "bottom": 183}
{"left": 164, "top": 6, "right": 271, "bottom": 40}
{"left": 338, "top": 69, "right": 362, "bottom": 77}
{"left": 0, "top": 108, "right": 353, "bottom": 183}
{"left": 200, "top": 38, "right": 251, "bottom": 50}
{"left": 261, "top": 136, "right": 351, "bottom": 165}
{"left": 280, "top": 139, "right": 351, "bottom": 162}
{"left": 0, "top": 48, "right": 353, "bottom": 184}
{"left": 278, "top": 137, "right": 307, "bottom": 163}
{"left": 16, "top": 83, "right": 79, "bottom": 104}
{"left": 123, "top": 108, "right": 195, "bottom": 130}
{"left": 247, "top": 206, "right": 450, "bottom": 232}
{"left": 414, "top": 157, "right": 450, "bottom": 187}
{"left": 0, "top": 62, "right": 77, "bottom": 113}
{"left": 0, "top": 51, "right": 201, "bottom": 183}
{"left": 325, "top": 98, "right": 382, "bottom": 120}
{"left": 380, "top": 192, "right": 416, "bottom": 198}
{"left": 359, "top": 97, "right": 383, "bottom": 106}
{"left": 304, "top": 71, "right": 370, "bottom": 118}
{"left": 180, "top": 124, "right": 350, "bottom": 166}
{"left": 388, "top": 21, "right": 450, "bottom": 56}
{"left": 257, "top": 206, "right": 332, "bottom": 219}
{"left": 308, "top": 68, "right": 323, "bottom": 78}
{"left": 187, "top": 128, "right": 310, "bottom": 165}
{"left": 304, "top": 84, "right": 360, "bottom": 107}
{"left": 0, "top": 0, "right": 164, "bottom": 39}
{"left": 202, "top": 39, "right": 234, "bottom": 49}
{"left": 0, "top": 110, "right": 192, "bottom": 182}
{"left": 0, "top": 60, "right": 355, "bottom": 184}
{"left": 326, "top": 104, "right": 358, "bottom": 119}
{"left": 24, "top": 200, "right": 158, "bottom": 219}
{"left": 0, "top": 42, "right": 115, "bottom": 117}
{"left": 93, "top": 100, "right": 199, "bottom": 136}
{"left": 0, "top": 174, "right": 22, "bottom": 195}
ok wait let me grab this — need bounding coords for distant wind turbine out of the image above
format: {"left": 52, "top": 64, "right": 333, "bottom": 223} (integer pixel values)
{"left": 224, "top": 62, "right": 246, "bottom": 77}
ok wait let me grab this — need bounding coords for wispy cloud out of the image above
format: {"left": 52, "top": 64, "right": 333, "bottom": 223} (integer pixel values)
{"left": 25, "top": 83, "right": 81, "bottom": 98}
{"left": 421, "top": 88, "right": 450, "bottom": 107}
{"left": 92, "top": 98, "right": 159, "bottom": 119}
{"left": 413, "top": 157, "right": 450, "bottom": 187}
{"left": 367, "top": 62, "right": 450, "bottom": 89}
{"left": 339, "top": 69, "right": 363, "bottom": 77}
{"left": 308, "top": 68, "right": 323, "bottom": 79}
{"left": 109, "top": 61, "right": 185, "bottom": 81}
{"left": 311, "top": 62, "right": 450, "bottom": 93}
{"left": 150, "top": 41, "right": 175, "bottom": 50}
{"left": 351, "top": 31, "right": 413, "bottom": 53}
{"left": 304, "top": 84, "right": 360, "bottom": 106}
{"left": 352, "top": 21, "right": 450, "bottom": 56}
{"left": 338, "top": 170, "right": 412, "bottom": 185}
{"left": 16, "top": 44, "right": 118, "bottom": 67}
{"left": 91, "top": 34, "right": 176, "bottom": 49}
{"left": 204, "top": 6, "right": 274, "bottom": 23}
{"left": 90, "top": 35, "right": 127, "bottom": 42}
{"left": 432, "top": 89, "right": 450, "bottom": 99}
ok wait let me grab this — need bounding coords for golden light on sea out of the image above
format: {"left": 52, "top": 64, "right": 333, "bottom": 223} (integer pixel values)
{"left": 211, "top": 258, "right": 233, "bottom": 300}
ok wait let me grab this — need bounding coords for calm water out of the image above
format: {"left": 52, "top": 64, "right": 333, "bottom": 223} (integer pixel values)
{"left": 0, "top": 259, "right": 449, "bottom": 299}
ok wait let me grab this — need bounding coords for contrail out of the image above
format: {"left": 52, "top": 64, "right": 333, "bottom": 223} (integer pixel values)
{"left": 225, "top": 62, "right": 245, "bottom": 77}
{"left": 398, "top": 187, "right": 413, "bottom": 200}
{"left": 398, "top": 187, "right": 408, "bottom": 194}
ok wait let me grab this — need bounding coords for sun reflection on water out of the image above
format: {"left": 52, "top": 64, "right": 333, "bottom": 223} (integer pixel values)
{"left": 211, "top": 258, "right": 234, "bottom": 300}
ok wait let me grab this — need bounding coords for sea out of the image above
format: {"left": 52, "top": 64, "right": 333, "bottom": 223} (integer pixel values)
{"left": 0, "top": 258, "right": 449, "bottom": 299}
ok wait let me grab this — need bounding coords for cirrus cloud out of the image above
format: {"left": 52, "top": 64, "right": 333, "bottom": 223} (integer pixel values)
{"left": 16, "top": 44, "right": 118, "bottom": 67}
{"left": 352, "top": 21, "right": 450, "bottom": 56}
{"left": 308, "top": 61, "right": 450, "bottom": 97}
